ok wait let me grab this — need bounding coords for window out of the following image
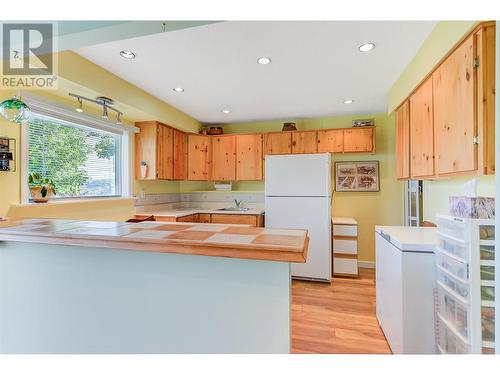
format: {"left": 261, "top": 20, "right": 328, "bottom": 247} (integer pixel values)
{"left": 28, "top": 114, "right": 122, "bottom": 198}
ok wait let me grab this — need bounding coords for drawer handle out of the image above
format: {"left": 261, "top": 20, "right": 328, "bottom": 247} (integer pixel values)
{"left": 380, "top": 231, "right": 390, "bottom": 242}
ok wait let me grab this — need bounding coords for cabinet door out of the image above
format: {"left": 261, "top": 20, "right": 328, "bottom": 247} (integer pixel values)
{"left": 197, "top": 213, "right": 211, "bottom": 223}
{"left": 134, "top": 121, "right": 157, "bottom": 180}
{"left": 343, "top": 127, "right": 375, "bottom": 152}
{"left": 210, "top": 214, "right": 258, "bottom": 226}
{"left": 410, "top": 77, "right": 435, "bottom": 178}
{"left": 157, "top": 124, "right": 174, "bottom": 179}
{"left": 264, "top": 133, "right": 292, "bottom": 155}
{"left": 176, "top": 214, "right": 198, "bottom": 222}
{"left": 187, "top": 135, "right": 211, "bottom": 180}
{"left": 317, "top": 129, "right": 344, "bottom": 153}
{"left": 211, "top": 136, "right": 236, "bottom": 181}
{"left": 396, "top": 101, "right": 411, "bottom": 179}
{"left": 433, "top": 35, "right": 476, "bottom": 175}
{"left": 236, "top": 134, "right": 263, "bottom": 180}
{"left": 172, "top": 130, "right": 187, "bottom": 180}
{"left": 291, "top": 131, "right": 317, "bottom": 154}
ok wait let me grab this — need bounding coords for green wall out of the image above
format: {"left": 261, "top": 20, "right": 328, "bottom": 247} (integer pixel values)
{"left": 388, "top": 21, "right": 477, "bottom": 113}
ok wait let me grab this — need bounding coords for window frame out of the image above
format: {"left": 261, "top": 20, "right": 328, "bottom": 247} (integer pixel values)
{"left": 20, "top": 94, "right": 136, "bottom": 203}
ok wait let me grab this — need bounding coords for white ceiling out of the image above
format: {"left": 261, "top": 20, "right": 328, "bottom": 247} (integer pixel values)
{"left": 75, "top": 21, "right": 436, "bottom": 124}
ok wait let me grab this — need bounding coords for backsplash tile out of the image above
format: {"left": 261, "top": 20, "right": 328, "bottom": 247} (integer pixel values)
{"left": 135, "top": 192, "right": 264, "bottom": 207}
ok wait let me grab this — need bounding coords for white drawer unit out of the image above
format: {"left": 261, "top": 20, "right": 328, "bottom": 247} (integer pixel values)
{"left": 435, "top": 214, "right": 496, "bottom": 355}
{"left": 333, "top": 224, "right": 357, "bottom": 237}
{"left": 333, "top": 258, "right": 358, "bottom": 275}
{"left": 332, "top": 217, "right": 358, "bottom": 277}
{"left": 333, "top": 239, "right": 357, "bottom": 254}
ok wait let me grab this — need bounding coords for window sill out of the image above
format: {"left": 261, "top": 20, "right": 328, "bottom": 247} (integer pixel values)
{"left": 13, "top": 196, "right": 135, "bottom": 208}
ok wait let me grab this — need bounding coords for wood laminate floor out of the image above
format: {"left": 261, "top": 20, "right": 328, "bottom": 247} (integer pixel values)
{"left": 291, "top": 268, "right": 392, "bottom": 354}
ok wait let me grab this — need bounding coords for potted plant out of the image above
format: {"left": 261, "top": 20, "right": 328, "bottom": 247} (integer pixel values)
{"left": 28, "top": 173, "right": 56, "bottom": 203}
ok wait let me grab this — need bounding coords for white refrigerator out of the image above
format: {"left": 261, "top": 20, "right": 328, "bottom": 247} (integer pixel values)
{"left": 265, "top": 153, "right": 332, "bottom": 282}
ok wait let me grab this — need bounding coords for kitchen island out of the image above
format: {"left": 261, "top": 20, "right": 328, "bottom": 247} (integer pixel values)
{"left": 0, "top": 218, "right": 308, "bottom": 354}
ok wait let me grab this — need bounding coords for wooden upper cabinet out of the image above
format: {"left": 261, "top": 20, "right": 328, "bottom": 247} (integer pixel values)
{"left": 134, "top": 121, "right": 158, "bottom": 180}
{"left": 317, "top": 129, "right": 343, "bottom": 153}
{"left": 410, "top": 77, "right": 435, "bottom": 179}
{"left": 433, "top": 34, "right": 476, "bottom": 175}
{"left": 211, "top": 135, "right": 236, "bottom": 181}
{"left": 236, "top": 134, "right": 263, "bottom": 180}
{"left": 291, "top": 131, "right": 317, "bottom": 154}
{"left": 172, "top": 129, "right": 187, "bottom": 180}
{"left": 187, "top": 134, "right": 211, "bottom": 180}
{"left": 343, "top": 127, "right": 375, "bottom": 152}
{"left": 475, "top": 24, "right": 496, "bottom": 175}
{"left": 135, "top": 121, "right": 176, "bottom": 180}
{"left": 395, "top": 101, "right": 411, "bottom": 180}
{"left": 157, "top": 124, "right": 174, "bottom": 179}
{"left": 264, "top": 132, "right": 292, "bottom": 155}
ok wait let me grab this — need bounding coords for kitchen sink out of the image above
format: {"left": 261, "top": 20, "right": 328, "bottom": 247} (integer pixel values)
{"left": 217, "top": 207, "right": 250, "bottom": 212}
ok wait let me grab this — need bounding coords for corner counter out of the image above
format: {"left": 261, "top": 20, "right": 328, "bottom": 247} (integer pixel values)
{"left": 0, "top": 218, "right": 308, "bottom": 354}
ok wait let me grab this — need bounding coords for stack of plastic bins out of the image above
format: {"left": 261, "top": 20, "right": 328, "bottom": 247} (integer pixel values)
{"left": 435, "top": 214, "right": 495, "bottom": 354}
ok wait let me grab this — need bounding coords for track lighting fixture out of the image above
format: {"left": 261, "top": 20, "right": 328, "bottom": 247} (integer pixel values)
{"left": 69, "top": 93, "right": 123, "bottom": 125}
{"left": 75, "top": 98, "right": 84, "bottom": 113}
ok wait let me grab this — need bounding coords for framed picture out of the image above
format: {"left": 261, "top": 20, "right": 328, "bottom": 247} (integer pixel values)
{"left": 335, "top": 161, "right": 380, "bottom": 192}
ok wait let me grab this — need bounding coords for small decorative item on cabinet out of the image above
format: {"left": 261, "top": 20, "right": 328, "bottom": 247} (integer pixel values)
{"left": 199, "top": 126, "right": 209, "bottom": 135}
{"left": 208, "top": 127, "right": 223, "bottom": 135}
{"left": 282, "top": 122, "right": 297, "bottom": 131}
{"left": 352, "top": 118, "right": 375, "bottom": 127}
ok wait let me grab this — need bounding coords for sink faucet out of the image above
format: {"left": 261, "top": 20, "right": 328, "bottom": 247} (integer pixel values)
{"left": 234, "top": 199, "right": 244, "bottom": 208}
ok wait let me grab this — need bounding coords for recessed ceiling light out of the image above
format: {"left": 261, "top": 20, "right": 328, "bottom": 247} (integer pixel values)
{"left": 359, "top": 43, "right": 375, "bottom": 52}
{"left": 257, "top": 57, "right": 271, "bottom": 65}
{"left": 173, "top": 87, "right": 184, "bottom": 93}
{"left": 120, "top": 50, "right": 136, "bottom": 59}
{"left": 222, "top": 109, "right": 231, "bottom": 114}
{"left": 343, "top": 99, "right": 354, "bottom": 104}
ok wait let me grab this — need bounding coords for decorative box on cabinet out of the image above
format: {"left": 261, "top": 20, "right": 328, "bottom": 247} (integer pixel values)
{"left": 332, "top": 217, "right": 358, "bottom": 277}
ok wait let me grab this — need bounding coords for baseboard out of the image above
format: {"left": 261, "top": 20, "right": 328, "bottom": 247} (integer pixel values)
{"left": 358, "top": 261, "right": 375, "bottom": 269}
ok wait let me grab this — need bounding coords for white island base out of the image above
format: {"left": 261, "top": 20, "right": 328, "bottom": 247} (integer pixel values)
{"left": 0, "top": 242, "right": 291, "bottom": 353}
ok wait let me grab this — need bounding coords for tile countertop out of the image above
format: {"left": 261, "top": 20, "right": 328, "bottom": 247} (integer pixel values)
{"left": 136, "top": 202, "right": 264, "bottom": 218}
{"left": 0, "top": 218, "right": 307, "bottom": 263}
{"left": 137, "top": 207, "right": 265, "bottom": 218}
{"left": 375, "top": 226, "right": 437, "bottom": 253}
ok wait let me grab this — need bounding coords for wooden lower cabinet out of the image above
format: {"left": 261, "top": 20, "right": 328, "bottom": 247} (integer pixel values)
{"left": 210, "top": 214, "right": 263, "bottom": 227}
{"left": 176, "top": 214, "right": 199, "bottom": 222}
{"left": 197, "top": 213, "right": 211, "bottom": 223}
{"left": 135, "top": 213, "right": 265, "bottom": 227}
{"left": 155, "top": 216, "right": 177, "bottom": 222}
